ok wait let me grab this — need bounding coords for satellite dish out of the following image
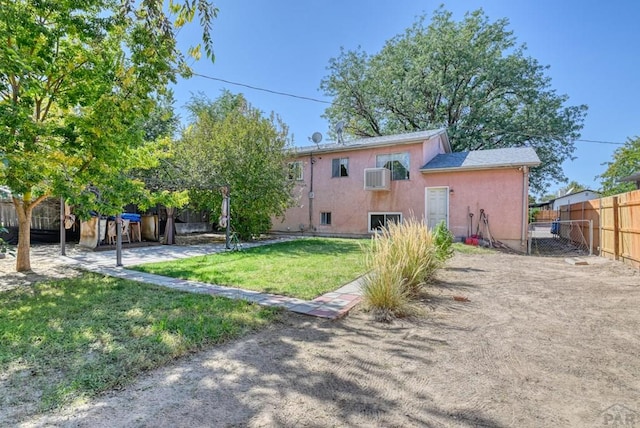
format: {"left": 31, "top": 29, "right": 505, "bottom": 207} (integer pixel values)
{"left": 335, "top": 120, "right": 345, "bottom": 144}
{"left": 311, "top": 132, "right": 323, "bottom": 145}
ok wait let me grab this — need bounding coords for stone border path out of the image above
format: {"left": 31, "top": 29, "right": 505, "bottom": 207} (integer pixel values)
{"left": 60, "top": 239, "right": 363, "bottom": 319}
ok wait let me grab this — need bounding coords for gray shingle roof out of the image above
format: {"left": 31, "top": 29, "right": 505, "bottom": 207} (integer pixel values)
{"left": 420, "top": 147, "right": 540, "bottom": 172}
{"left": 295, "top": 128, "right": 449, "bottom": 155}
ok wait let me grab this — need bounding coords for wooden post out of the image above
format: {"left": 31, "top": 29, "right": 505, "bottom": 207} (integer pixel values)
{"left": 224, "top": 186, "right": 231, "bottom": 250}
{"left": 116, "top": 214, "right": 123, "bottom": 266}
{"left": 59, "top": 196, "right": 66, "bottom": 256}
{"left": 613, "top": 196, "right": 619, "bottom": 260}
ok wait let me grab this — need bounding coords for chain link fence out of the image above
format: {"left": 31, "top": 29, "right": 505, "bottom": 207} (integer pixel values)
{"left": 528, "top": 220, "right": 593, "bottom": 256}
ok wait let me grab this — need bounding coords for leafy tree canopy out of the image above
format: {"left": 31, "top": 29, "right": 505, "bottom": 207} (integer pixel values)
{"left": 0, "top": 0, "right": 217, "bottom": 271}
{"left": 177, "top": 91, "right": 295, "bottom": 239}
{"left": 320, "top": 8, "right": 587, "bottom": 194}
{"left": 598, "top": 136, "right": 640, "bottom": 196}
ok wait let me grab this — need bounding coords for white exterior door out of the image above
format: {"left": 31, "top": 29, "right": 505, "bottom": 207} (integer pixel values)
{"left": 425, "top": 187, "right": 449, "bottom": 229}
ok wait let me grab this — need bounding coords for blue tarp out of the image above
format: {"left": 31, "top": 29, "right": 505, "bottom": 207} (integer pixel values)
{"left": 121, "top": 213, "right": 141, "bottom": 222}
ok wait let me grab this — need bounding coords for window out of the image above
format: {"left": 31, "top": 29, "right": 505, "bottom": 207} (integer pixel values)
{"left": 331, "top": 157, "right": 349, "bottom": 177}
{"left": 369, "top": 212, "right": 402, "bottom": 232}
{"left": 320, "top": 212, "right": 332, "bottom": 225}
{"left": 376, "top": 152, "right": 409, "bottom": 180}
{"left": 288, "top": 161, "right": 303, "bottom": 181}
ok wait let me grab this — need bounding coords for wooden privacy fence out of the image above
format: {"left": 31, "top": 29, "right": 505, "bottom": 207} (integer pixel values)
{"left": 533, "top": 210, "right": 559, "bottom": 222}
{"left": 560, "top": 189, "right": 640, "bottom": 269}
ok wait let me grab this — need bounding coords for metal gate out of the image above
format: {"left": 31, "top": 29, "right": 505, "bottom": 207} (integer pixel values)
{"left": 528, "top": 220, "right": 593, "bottom": 256}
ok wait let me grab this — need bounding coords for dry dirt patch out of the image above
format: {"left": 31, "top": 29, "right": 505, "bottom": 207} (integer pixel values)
{"left": 3, "top": 250, "right": 640, "bottom": 427}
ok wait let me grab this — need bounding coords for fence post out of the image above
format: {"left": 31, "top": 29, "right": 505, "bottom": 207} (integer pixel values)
{"left": 599, "top": 199, "right": 602, "bottom": 256}
{"left": 589, "top": 220, "right": 593, "bottom": 256}
{"left": 613, "top": 196, "right": 619, "bottom": 260}
{"left": 60, "top": 196, "right": 66, "bottom": 256}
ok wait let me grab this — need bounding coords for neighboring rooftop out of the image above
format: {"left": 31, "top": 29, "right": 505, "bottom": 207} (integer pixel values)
{"left": 529, "top": 189, "right": 601, "bottom": 208}
{"left": 294, "top": 128, "right": 450, "bottom": 155}
{"left": 420, "top": 147, "right": 541, "bottom": 172}
{"left": 620, "top": 171, "right": 640, "bottom": 183}
{"left": 0, "top": 186, "right": 11, "bottom": 200}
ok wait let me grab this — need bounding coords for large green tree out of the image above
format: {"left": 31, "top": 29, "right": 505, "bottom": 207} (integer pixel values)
{"left": 598, "top": 136, "right": 640, "bottom": 196}
{"left": 177, "top": 92, "right": 295, "bottom": 239}
{"left": 320, "top": 8, "right": 587, "bottom": 193}
{"left": 0, "top": 0, "right": 216, "bottom": 271}
{"left": 132, "top": 92, "right": 190, "bottom": 245}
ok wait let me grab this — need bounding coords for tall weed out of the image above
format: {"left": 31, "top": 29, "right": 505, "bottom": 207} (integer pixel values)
{"left": 433, "top": 220, "right": 454, "bottom": 263}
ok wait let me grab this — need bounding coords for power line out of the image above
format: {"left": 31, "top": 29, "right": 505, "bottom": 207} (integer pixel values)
{"left": 192, "top": 73, "right": 332, "bottom": 105}
{"left": 190, "top": 72, "right": 626, "bottom": 146}
{"left": 574, "top": 139, "right": 623, "bottom": 145}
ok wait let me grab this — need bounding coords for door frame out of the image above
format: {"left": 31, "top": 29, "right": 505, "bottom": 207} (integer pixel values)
{"left": 424, "top": 186, "right": 450, "bottom": 229}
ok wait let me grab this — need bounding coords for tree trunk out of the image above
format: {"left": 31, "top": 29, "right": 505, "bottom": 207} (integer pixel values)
{"left": 13, "top": 198, "right": 33, "bottom": 272}
{"left": 163, "top": 207, "right": 176, "bottom": 245}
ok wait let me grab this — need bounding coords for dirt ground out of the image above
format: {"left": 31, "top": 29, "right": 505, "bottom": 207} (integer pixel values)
{"left": 2, "top": 246, "right": 640, "bottom": 427}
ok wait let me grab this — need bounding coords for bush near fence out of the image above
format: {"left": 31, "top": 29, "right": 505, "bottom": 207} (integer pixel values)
{"left": 559, "top": 189, "right": 640, "bottom": 269}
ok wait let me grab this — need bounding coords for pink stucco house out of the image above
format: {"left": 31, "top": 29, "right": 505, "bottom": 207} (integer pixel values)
{"left": 272, "top": 129, "right": 541, "bottom": 251}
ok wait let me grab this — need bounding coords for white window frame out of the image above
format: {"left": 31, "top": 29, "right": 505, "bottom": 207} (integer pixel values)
{"left": 368, "top": 212, "right": 403, "bottom": 232}
{"left": 320, "top": 211, "right": 332, "bottom": 225}
{"left": 376, "top": 152, "right": 410, "bottom": 181}
{"left": 331, "top": 157, "right": 349, "bottom": 178}
{"left": 288, "top": 161, "right": 303, "bottom": 181}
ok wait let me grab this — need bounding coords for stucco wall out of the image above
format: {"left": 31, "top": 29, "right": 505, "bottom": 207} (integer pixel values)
{"left": 423, "top": 168, "right": 527, "bottom": 248}
{"left": 274, "top": 141, "right": 432, "bottom": 235}
{"left": 272, "top": 138, "right": 529, "bottom": 251}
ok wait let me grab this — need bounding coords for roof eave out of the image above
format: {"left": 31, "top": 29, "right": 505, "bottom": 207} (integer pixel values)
{"left": 420, "top": 161, "right": 541, "bottom": 173}
{"left": 294, "top": 129, "right": 448, "bottom": 156}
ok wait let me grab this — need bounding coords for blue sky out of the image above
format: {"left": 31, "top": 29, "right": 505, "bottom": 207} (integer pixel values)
{"left": 171, "top": 0, "right": 640, "bottom": 195}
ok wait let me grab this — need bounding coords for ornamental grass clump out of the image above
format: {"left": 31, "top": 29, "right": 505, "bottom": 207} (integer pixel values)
{"left": 360, "top": 261, "right": 413, "bottom": 322}
{"left": 361, "top": 217, "right": 441, "bottom": 321}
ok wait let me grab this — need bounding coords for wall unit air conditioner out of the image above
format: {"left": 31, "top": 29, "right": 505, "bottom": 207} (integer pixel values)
{"left": 364, "top": 168, "right": 391, "bottom": 191}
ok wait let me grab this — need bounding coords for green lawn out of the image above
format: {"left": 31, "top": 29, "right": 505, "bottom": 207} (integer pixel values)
{"left": 0, "top": 274, "right": 279, "bottom": 411}
{"left": 132, "top": 238, "right": 368, "bottom": 300}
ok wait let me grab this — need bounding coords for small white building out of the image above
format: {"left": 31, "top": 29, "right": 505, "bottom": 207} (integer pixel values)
{"left": 550, "top": 190, "right": 600, "bottom": 210}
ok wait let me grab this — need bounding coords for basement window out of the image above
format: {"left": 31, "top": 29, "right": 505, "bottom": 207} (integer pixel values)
{"left": 369, "top": 212, "right": 402, "bottom": 232}
{"left": 320, "top": 212, "right": 332, "bottom": 225}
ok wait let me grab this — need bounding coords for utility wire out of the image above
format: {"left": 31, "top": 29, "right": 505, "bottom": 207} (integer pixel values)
{"left": 191, "top": 72, "right": 626, "bottom": 146}
{"left": 192, "top": 73, "right": 332, "bottom": 105}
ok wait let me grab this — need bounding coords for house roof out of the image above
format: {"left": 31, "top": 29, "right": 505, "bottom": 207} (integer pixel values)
{"left": 0, "top": 185, "right": 11, "bottom": 200}
{"left": 551, "top": 189, "right": 600, "bottom": 200}
{"left": 529, "top": 189, "right": 601, "bottom": 208}
{"left": 620, "top": 171, "right": 640, "bottom": 182}
{"left": 420, "top": 147, "right": 541, "bottom": 172}
{"left": 293, "top": 128, "right": 450, "bottom": 155}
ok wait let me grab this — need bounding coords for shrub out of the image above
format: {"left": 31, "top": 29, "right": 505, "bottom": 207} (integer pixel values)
{"left": 361, "top": 217, "right": 440, "bottom": 320}
{"left": 529, "top": 207, "right": 540, "bottom": 223}
{"left": 433, "top": 220, "right": 454, "bottom": 263}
